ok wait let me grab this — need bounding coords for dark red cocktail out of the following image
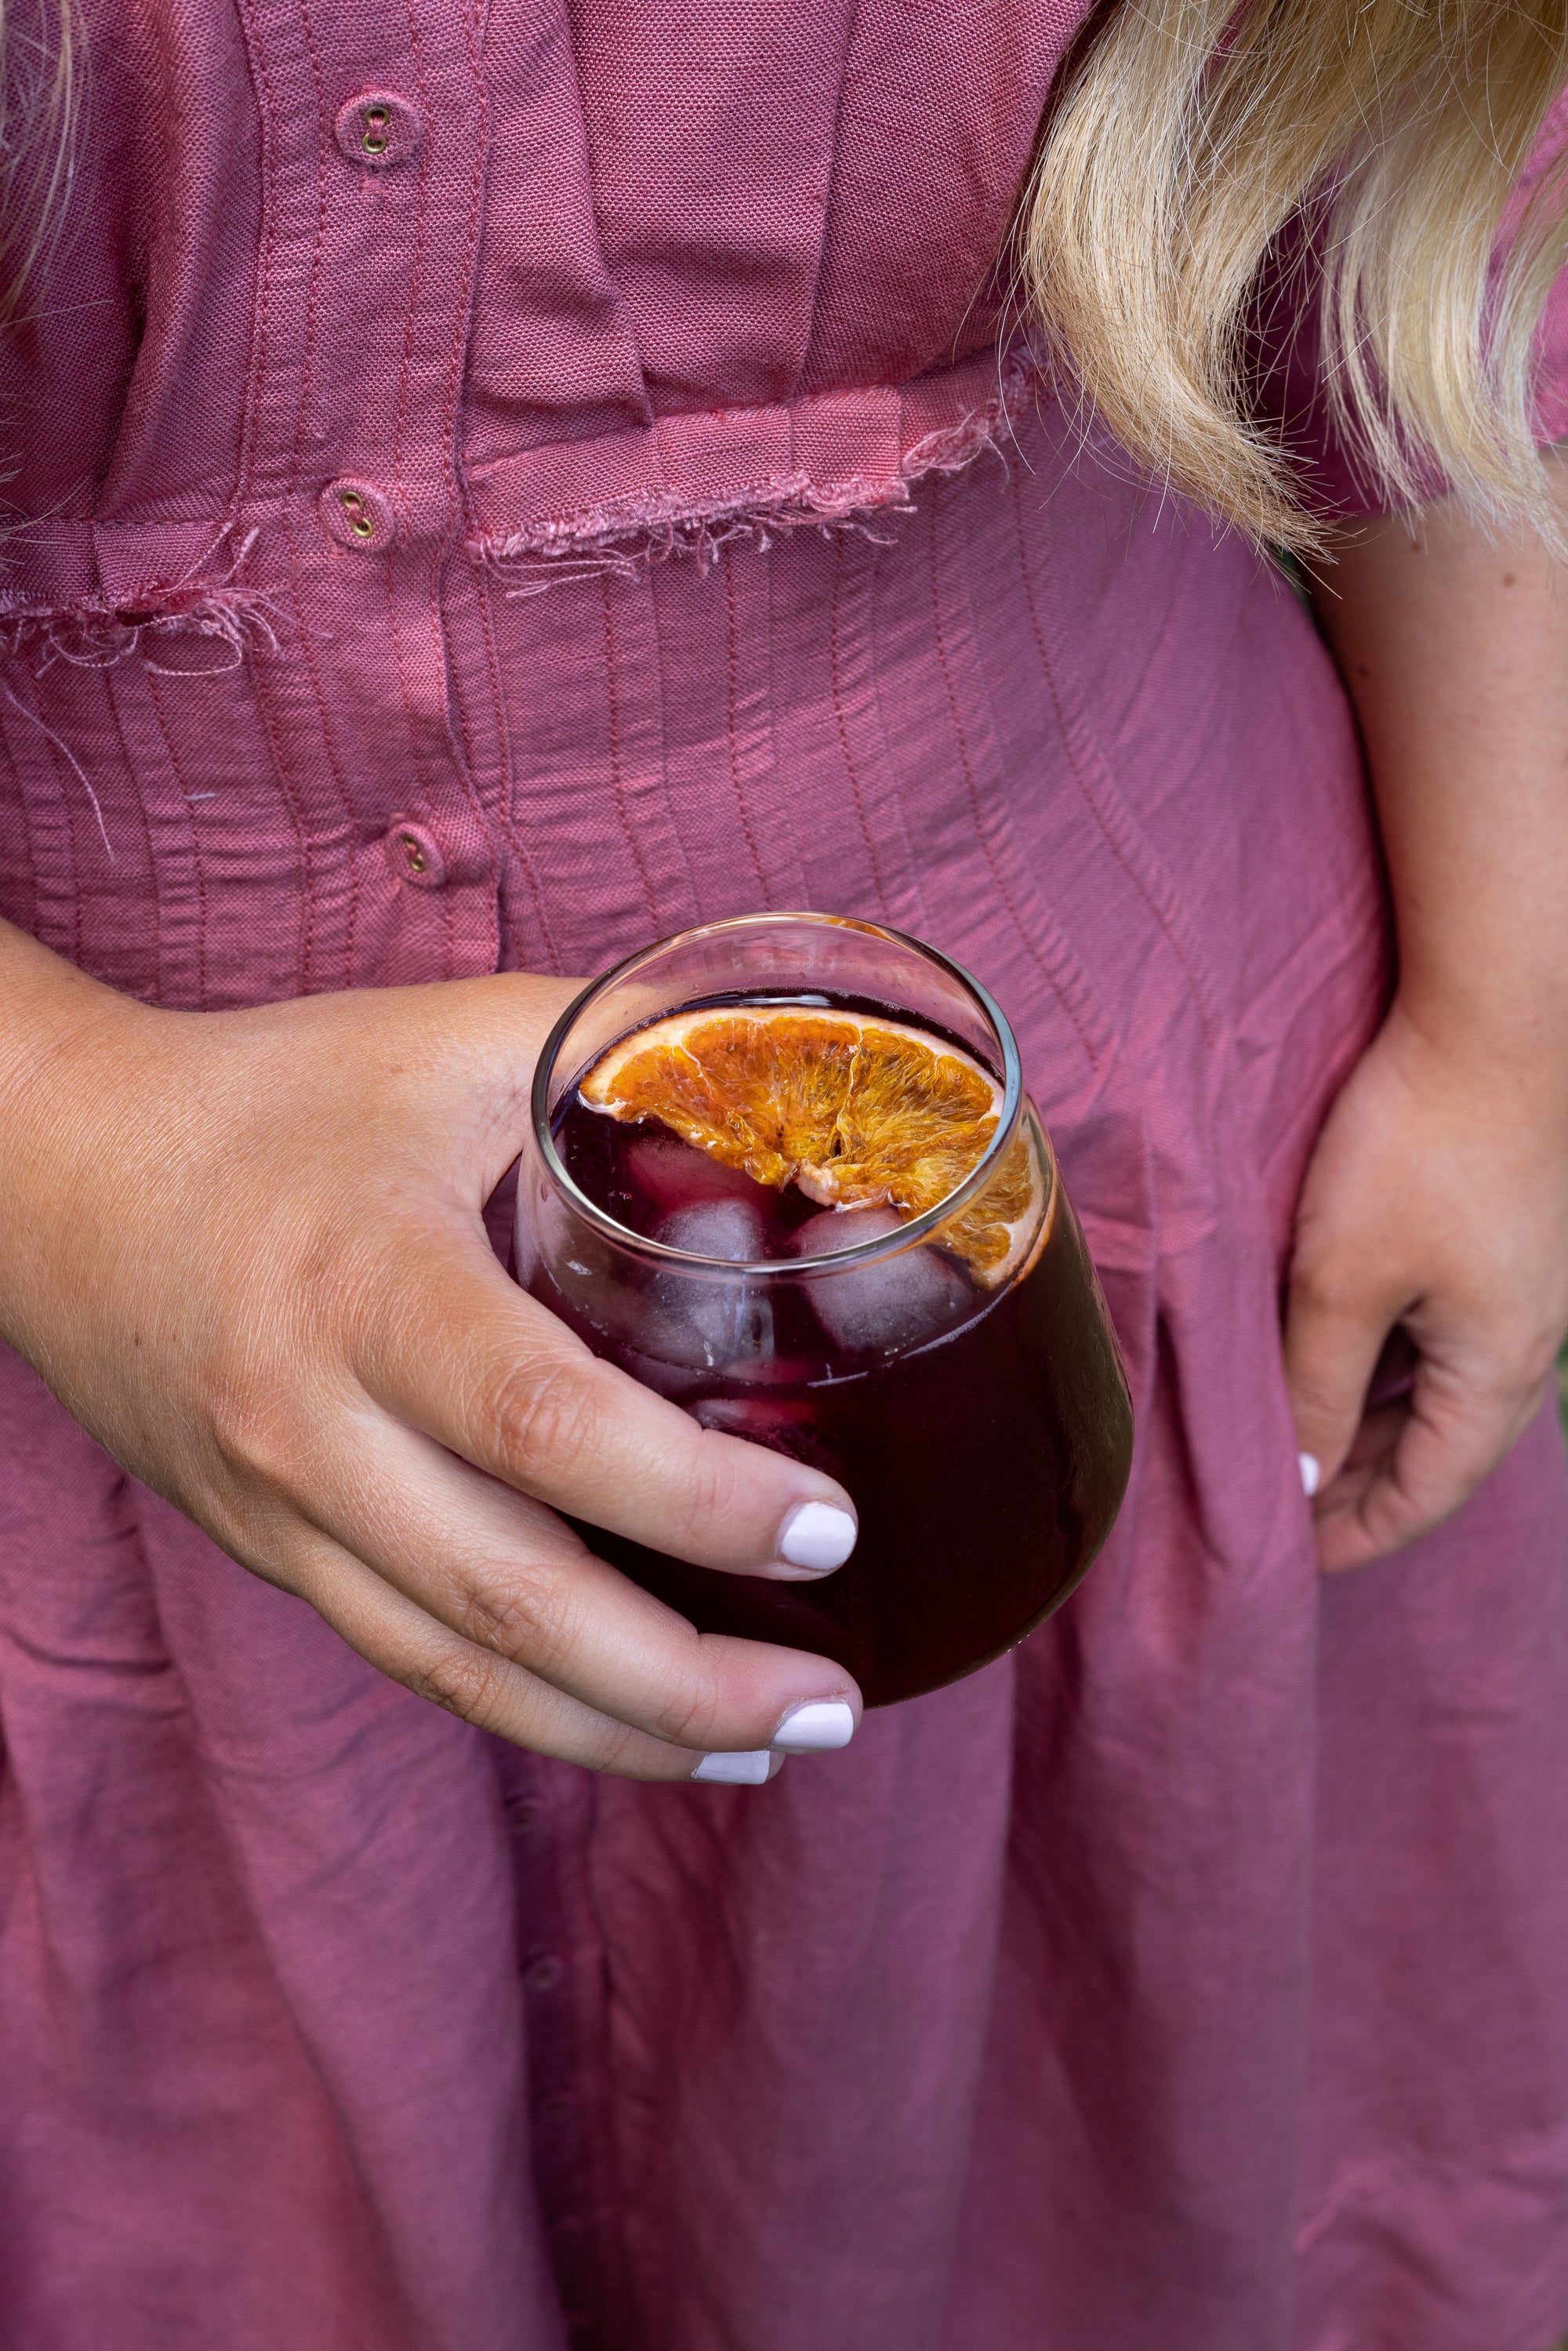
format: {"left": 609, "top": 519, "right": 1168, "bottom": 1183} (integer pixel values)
{"left": 517, "top": 917, "right": 1132, "bottom": 1709}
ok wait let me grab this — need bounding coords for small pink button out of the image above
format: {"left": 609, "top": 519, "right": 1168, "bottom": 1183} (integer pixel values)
{"left": 334, "top": 90, "right": 423, "bottom": 170}
{"left": 386, "top": 818, "right": 446, "bottom": 891}
{"left": 318, "top": 477, "right": 400, "bottom": 553}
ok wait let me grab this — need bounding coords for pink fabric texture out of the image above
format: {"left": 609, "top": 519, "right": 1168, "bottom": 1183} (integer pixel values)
{"left": 2, "top": 7, "right": 1568, "bottom": 2349}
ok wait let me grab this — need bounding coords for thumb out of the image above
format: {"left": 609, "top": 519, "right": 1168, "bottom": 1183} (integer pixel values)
{"left": 1282, "top": 1257, "right": 1394, "bottom": 1500}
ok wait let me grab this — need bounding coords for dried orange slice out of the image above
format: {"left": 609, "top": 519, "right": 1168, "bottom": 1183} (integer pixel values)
{"left": 578, "top": 1005, "right": 1047, "bottom": 1285}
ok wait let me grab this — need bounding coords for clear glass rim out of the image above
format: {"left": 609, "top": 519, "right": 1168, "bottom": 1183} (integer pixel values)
{"left": 528, "top": 912, "right": 1029, "bottom": 1279}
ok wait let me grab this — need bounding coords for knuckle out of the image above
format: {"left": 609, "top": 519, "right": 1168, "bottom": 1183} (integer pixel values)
{"left": 205, "top": 1371, "right": 310, "bottom": 1496}
{"left": 1287, "top": 1365, "right": 1353, "bottom": 1426}
{"left": 1287, "top": 1255, "right": 1375, "bottom": 1329}
{"left": 1359, "top": 1495, "right": 1433, "bottom": 1561}
{"left": 673, "top": 1432, "right": 744, "bottom": 1543}
{"left": 405, "top": 1639, "right": 510, "bottom": 1730}
{"left": 450, "top": 1562, "right": 580, "bottom": 1678}
{"left": 644, "top": 1660, "right": 721, "bottom": 1751}
{"left": 482, "top": 1348, "right": 601, "bottom": 1486}
{"left": 290, "top": 1216, "right": 373, "bottom": 1317}
{"left": 1425, "top": 1351, "right": 1536, "bottom": 1428}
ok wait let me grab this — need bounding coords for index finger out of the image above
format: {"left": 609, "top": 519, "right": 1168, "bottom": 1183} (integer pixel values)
{"left": 1313, "top": 1362, "right": 1548, "bottom": 1572}
{"left": 354, "top": 1222, "right": 860, "bottom": 1580}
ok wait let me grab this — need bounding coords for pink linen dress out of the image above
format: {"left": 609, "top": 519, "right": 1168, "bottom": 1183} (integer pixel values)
{"left": 2, "top": 6, "right": 1567, "bottom": 2348}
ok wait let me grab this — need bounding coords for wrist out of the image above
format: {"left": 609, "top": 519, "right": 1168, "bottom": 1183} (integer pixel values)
{"left": 0, "top": 927, "right": 164, "bottom": 1294}
{"left": 1381, "top": 986, "right": 1568, "bottom": 1135}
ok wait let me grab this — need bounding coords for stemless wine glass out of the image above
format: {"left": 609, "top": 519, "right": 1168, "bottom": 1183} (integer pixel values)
{"left": 516, "top": 913, "right": 1132, "bottom": 1709}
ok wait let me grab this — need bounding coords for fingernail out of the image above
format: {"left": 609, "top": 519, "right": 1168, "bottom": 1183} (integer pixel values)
{"left": 691, "top": 1751, "right": 782, "bottom": 1786}
{"left": 775, "top": 1500, "right": 857, "bottom": 1573}
{"left": 772, "top": 1699, "right": 856, "bottom": 1754}
{"left": 1299, "top": 1452, "right": 1321, "bottom": 1498}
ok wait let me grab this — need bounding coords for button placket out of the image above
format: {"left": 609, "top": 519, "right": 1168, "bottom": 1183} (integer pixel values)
{"left": 500, "top": 1764, "right": 623, "bottom": 2347}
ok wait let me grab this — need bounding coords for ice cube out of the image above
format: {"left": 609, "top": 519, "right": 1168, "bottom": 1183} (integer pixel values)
{"left": 653, "top": 1199, "right": 768, "bottom": 1262}
{"left": 790, "top": 1206, "right": 971, "bottom": 1355}
{"left": 790, "top": 1204, "right": 905, "bottom": 1257}
{"left": 627, "top": 1132, "right": 768, "bottom": 1214}
{"left": 643, "top": 1198, "right": 772, "bottom": 1370}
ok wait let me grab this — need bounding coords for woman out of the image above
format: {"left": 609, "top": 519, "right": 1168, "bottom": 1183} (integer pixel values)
{"left": 1, "top": 3, "right": 1566, "bottom": 2346}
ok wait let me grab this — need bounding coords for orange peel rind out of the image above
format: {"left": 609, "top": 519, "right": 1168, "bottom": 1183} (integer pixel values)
{"left": 577, "top": 1006, "right": 1046, "bottom": 1286}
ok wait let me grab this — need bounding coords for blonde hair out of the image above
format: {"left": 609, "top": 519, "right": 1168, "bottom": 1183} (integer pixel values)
{"left": 1022, "top": 1, "right": 1568, "bottom": 549}
{"left": 0, "top": 0, "right": 77, "bottom": 322}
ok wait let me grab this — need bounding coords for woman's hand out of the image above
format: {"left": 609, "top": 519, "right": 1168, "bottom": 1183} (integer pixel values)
{"left": 1284, "top": 998, "right": 1568, "bottom": 1571}
{"left": 0, "top": 922, "right": 862, "bottom": 1780}
{"left": 1298, "top": 462, "right": 1568, "bottom": 1571}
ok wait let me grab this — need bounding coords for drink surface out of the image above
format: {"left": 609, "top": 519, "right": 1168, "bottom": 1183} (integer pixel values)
{"left": 532, "top": 996, "right": 1133, "bottom": 1708}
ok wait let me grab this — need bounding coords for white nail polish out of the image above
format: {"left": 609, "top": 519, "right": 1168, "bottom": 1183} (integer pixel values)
{"left": 772, "top": 1700, "right": 856, "bottom": 1753}
{"left": 1299, "top": 1452, "right": 1321, "bottom": 1498}
{"left": 776, "top": 1500, "right": 857, "bottom": 1573}
{"left": 691, "top": 1750, "right": 779, "bottom": 1786}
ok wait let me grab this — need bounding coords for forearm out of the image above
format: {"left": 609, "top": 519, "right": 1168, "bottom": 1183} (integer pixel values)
{"left": 1308, "top": 459, "right": 1568, "bottom": 1094}
{"left": 0, "top": 916, "right": 144, "bottom": 1109}
{"left": 0, "top": 920, "right": 160, "bottom": 1348}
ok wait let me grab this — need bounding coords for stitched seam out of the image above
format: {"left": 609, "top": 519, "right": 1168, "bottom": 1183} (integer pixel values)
{"left": 373, "top": 0, "right": 447, "bottom": 869}
{"left": 758, "top": 527, "right": 809, "bottom": 906}
{"left": 289, "top": 0, "right": 332, "bottom": 492}
{"left": 791, "top": 0, "right": 866, "bottom": 397}
{"left": 0, "top": 713, "right": 39, "bottom": 940}
{"left": 440, "top": 812, "right": 458, "bottom": 980}
{"left": 924, "top": 482, "right": 1102, "bottom": 1068}
{"left": 430, "top": 548, "right": 501, "bottom": 951}
{"left": 394, "top": 0, "right": 434, "bottom": 496}
{"left": 101, "top": 672, "right": 159, "bottom": 965}
{"left": 641, "top": 564, "right": 700, "bottom": 926}
{"left": 231, "top": 2, "right": 281, "bottom": 514}
{"left": 229, "top": 9, "right": 317, "bottom": 991}
{"left": 448, "top": 2, "right": 491, "bottom": 513}
{"left": 599, "top": 575, "right": 659, "bottom": 931}
{"left": 100, "top": 674, "right": 163, "bottom": 996}
{"left": 722, "top": 557, "right": 768, "bottom": 902}
{"left": 281, "top": 513, "right": 361, "bottom": 989}
{"left": 293, "top": 0, "right": 363, "bottom": 990}
{"left": 432, "top": 1, "right": 506, "bottom": 931}
{"left": 381, "top": 11, "right": 445, "bottom": 845}
{"left": 826, "top": 532, "right": 892, "bottom": 918}
{"left": 473, "top": 577, "right": 561, "bottom": 971}
{"left": 1007, "top": 468, "right": 1221, "bottom": 1049}
{"left": 143, "top": 673, "right": 209, "bottom": 1007}
{"left": 34, "top": 680, "right": 85, "bottom": 965}
{"left": 385, "top": 561, "right": 437, "bottom": 885}
{"left": 857, "top": 524, "right": 931, "bottom": 932}
{"left": 246, "top": 644, "right": 317, "bottom": 997}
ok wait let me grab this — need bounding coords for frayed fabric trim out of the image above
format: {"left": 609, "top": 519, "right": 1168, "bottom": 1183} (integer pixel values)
{"left": 0, "top": 527, "right": 280, "bottom": 675}
{"left": 471, "top": 352, "right": 1039, "bottom": 589}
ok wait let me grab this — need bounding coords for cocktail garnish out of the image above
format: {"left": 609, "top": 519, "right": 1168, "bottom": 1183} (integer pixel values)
{"left": 578, "top": 1006, "right": 1040, "bottom": 1285}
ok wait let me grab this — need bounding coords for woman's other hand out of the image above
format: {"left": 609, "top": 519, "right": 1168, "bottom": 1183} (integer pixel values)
{"left": 1285, "top": 999, "right": 1568, "bottom": 1569}
{"left": 1294, "top": 461, "right": 1568, "bottom": 1570}
{"left": 0, "top": 923, "right": 861, "bottom": 1778}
